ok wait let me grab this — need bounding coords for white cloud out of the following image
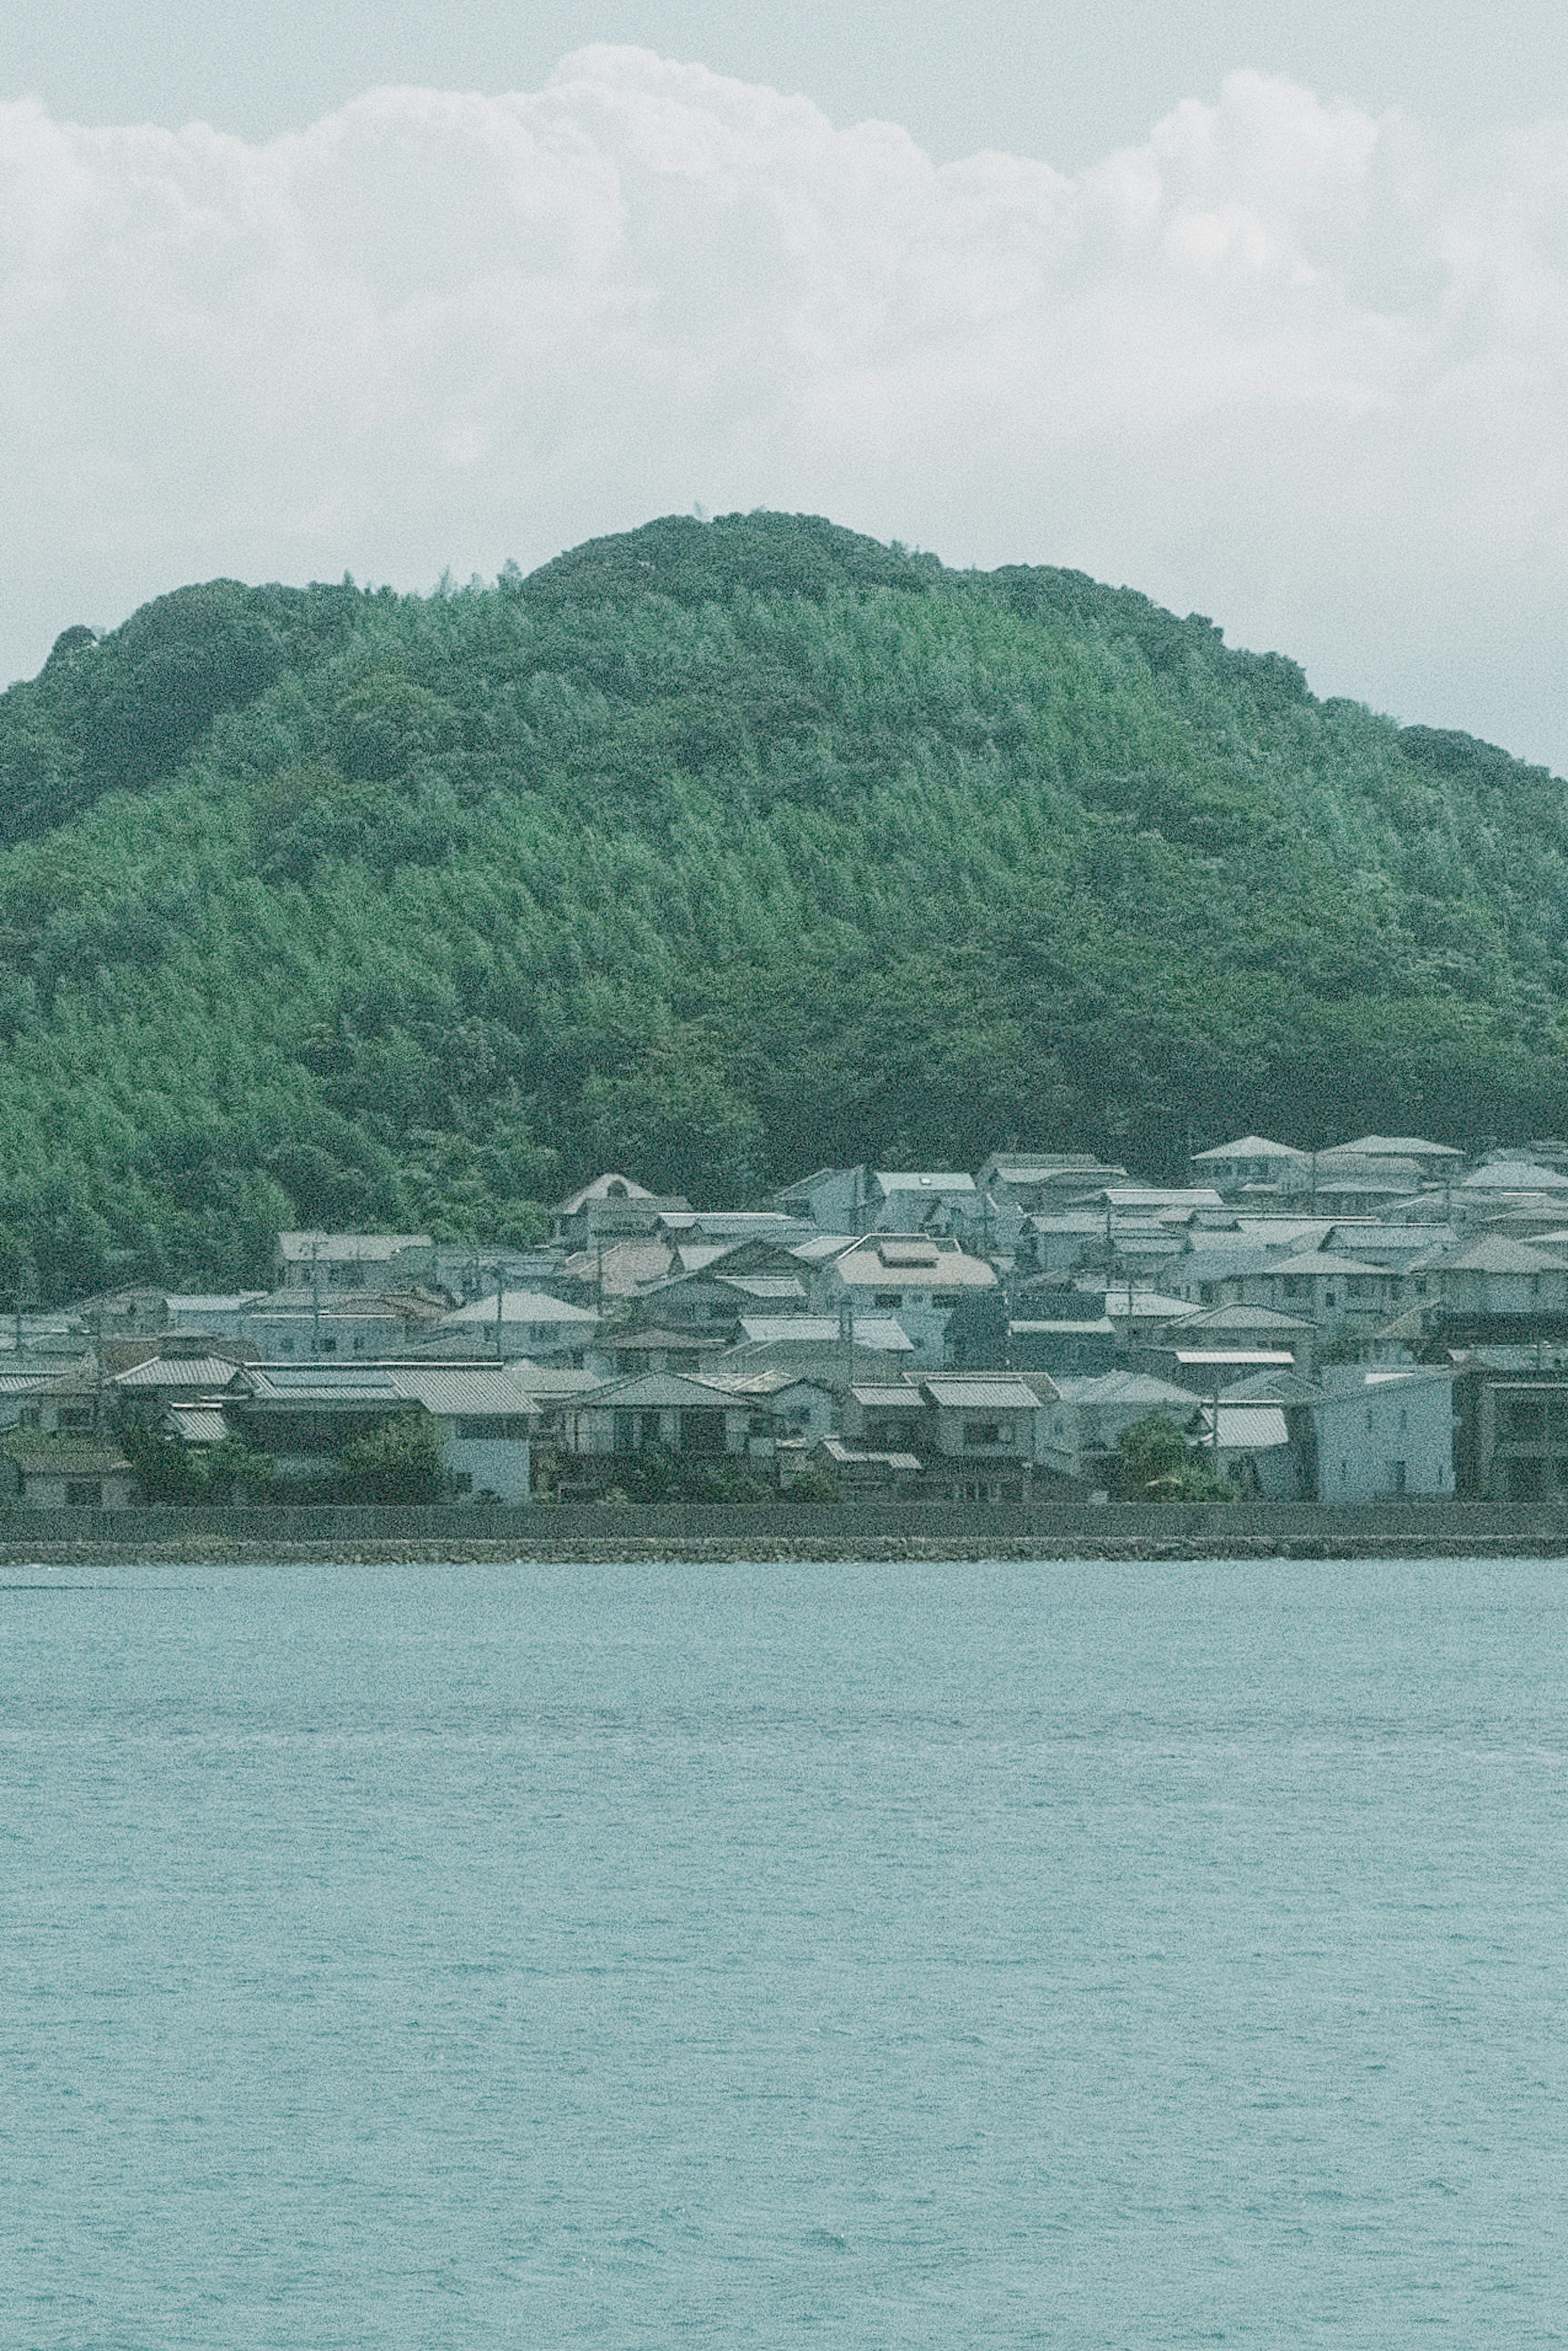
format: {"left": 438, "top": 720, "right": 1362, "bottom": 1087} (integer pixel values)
{"left": 4, "top": 47, "right": 1568, "bottom": 766}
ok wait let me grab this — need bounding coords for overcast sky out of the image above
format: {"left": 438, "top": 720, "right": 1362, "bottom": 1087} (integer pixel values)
{"left": 3, "top": 4, "right": 1567, "bottom": 768}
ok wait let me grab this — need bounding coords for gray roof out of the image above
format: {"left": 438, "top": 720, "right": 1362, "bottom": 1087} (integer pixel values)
{"left": 850, "top": 1384, "right": 925, "bottom": 1408}
{"left": 1197, "top": 1404, "right": 1292, "bottom": 1450}
{"left": 874, "top": 1171, "right": 977, "bottom": 1194}
{"left": 1052, "top": 1373, "right": 1202, "bottom": 1407}
{"left": 570, "top": 1371, "right": 739, "bottom": 1409}
{"left": 443, "top": 1289, "right": 599, "bottom": 1326}
{"left": 1261, "top": 1253, "right": 1391, "bottom": 1278}
{"left": 387, "top": 1366, "right": 540, "bottom": 1417}
{"left": 112, "top": 1355, "right": 246, "bottom": 1390}
{"left": 736, "top": 1316, "right": 914, "bottom": 1350}
{"left": 245, "top": 1365, "right": 408, "bottom": 1405}
{"left": 1190, "top": 1135, "right": 1306, "bottom": 1161}
{"left": 1167, "top": 1303, "right": 1313, "bottom": 1333}
{"left": 169, "top": 1406, "right": 231, "bottom": 1444}
{"left": 1336, "top": 1134, "right": 1463, "bottom": 1158}
{"left": 924, "top": 1377, "right": 1041, "bottom": 1410}
{"left": 1463, "top": 1161, "right": 1568, "bottom": 1191}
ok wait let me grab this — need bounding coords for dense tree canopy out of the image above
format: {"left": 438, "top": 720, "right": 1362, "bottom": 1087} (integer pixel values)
{"left": 0, "top": 508, "right": 1564, "bottom": 1300}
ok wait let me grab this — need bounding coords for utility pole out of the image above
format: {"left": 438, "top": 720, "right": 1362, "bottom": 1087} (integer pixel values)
{"left": 310, "top": 1239, "right": 322, "bottom": 1358}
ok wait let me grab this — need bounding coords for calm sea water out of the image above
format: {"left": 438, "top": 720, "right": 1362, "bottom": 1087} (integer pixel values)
{"left": 4, "top": 1556, "right": 1567, "bottom": 2348}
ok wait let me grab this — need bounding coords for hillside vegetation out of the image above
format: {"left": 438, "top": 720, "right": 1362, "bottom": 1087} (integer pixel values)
{"left": 0, "top": 510, "right": 1564, "bottom": 1299}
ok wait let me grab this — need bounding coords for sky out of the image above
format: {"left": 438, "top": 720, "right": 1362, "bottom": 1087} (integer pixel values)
{"left": 3, "top": 1, "right": 1567, "bottom": 768}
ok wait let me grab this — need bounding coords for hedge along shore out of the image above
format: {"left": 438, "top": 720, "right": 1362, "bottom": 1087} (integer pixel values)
{"left": 4, "top": 1535, "right": 1568, "bottom": 1567}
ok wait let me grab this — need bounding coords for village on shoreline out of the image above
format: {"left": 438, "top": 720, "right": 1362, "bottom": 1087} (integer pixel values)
{"left": 7, "top": 1130, "right": 1568, "bottom": 1516}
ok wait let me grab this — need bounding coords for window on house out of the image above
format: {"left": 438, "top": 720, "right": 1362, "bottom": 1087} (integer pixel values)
{"left": 318, "top": 1336, "right": 338, "bottom": 1355}
{"left": 65, "top": 1481, "right": 98, "bottom": 1507}
{"left": 58, "top": 1406, "right": 94, "bottom": 1429}
{"left": 874, "top": 1291, "right": 902, "bottom": 1309}
{"left": 964, "top": 1421, "right": 1007, "bottom": 1447}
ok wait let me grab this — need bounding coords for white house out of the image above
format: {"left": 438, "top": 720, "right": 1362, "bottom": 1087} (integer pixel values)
{"left": 821, "top": 1236, "right": 997, "bottom": 1363}
{"left": 439, "top": 1289, "right": 600, "bottom": 1360}
{"left": 1307, "top": 1368, "right": 1456, "bottom": 1501}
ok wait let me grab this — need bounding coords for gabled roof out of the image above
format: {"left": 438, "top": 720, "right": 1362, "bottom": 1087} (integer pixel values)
{"left": 1167, "top": 1303, "right": 1313, "bottom": 1334}
{"left": 850, "top": 1383, "right": 926, "bottom": 1407}
{"left": 1190, "top": 1136, "right": 1306, "bottom": 1161}
{"left": 569, "top": 1371, "right": 739, "bottom": 1409}
{"left": 1463, "top": 1161, "right": 1568, "bottom": 1191}
{"left": 1336, "top": 1135, "right": 1464, "bottom": 1158}
{"left": 443, "top": 1289, "right": 599, "bottom": 1327}
{"left": 1418, "top": 1236, "right": 1568, "bottom": 1275}
{"left": 553, "top": 1173, "right": 662, "bottom": 1213}
{"left": 1051, "top": 1373, "right": 1201, "bottom": 1407}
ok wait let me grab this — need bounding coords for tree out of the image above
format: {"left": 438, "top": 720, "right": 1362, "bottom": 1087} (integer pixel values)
{"left": 1114, "top": 1413, "right": 1230, "bottom": 1501}
{"left": 336, "top": 1413, "right": 449, "bottom": 1504}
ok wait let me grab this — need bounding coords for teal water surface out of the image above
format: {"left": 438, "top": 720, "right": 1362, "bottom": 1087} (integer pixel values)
{"left": 4, "top": 1555, "right": 1567, "bottom": 2347}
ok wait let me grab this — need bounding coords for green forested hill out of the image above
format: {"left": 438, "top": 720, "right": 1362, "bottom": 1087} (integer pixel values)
{"left": 0, "top": 508, "right": 1564, "bottom": 1299}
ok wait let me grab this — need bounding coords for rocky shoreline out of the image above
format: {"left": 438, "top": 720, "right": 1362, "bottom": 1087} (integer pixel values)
{"left": 2, "top": 1534, "right": 1566, "bottom": 1567}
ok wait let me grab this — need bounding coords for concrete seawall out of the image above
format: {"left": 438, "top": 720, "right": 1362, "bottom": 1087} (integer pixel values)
{"left": 3, "top": 1497, "right": 1568, "bottom": 1562}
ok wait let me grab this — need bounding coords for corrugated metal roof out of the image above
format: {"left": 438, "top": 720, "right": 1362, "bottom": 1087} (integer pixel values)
{"left": 169, "top": 1407, "right": 231, "bottom": 1444}
{"left": 924, "top": 1378, "right": 1040, "bottom": 1409}
{"left": 247, "top": 1365, "right": 405, "bottom": 1402}
{"left": 850, "top": 1384, "right": 924, "bottom": 1407}
{"left": 1198, "top": 1405, "right": 1291, "bottom": 1450}
{"left": 387, "top": 1366, "right": 540, "bottom": 1417}
{"left": 112, "top": 1356, "right": 245, "bottom": 1389}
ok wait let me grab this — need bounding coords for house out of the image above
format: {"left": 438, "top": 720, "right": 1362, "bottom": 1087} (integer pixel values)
{"left": 0, "top": 1432, "right": 135, "bottom": 1510}
{"left": 821, "top": 1236, "right": 996, "bottom": 1363}
{"left": 1404, "top": 1236, "right": 1568, "bottom": 1317}
{"left": 703, "top": 1371, "right": 841, "bottom": 1445}
{"left": 275, "top": 1232, "right": 435, "bottom": 1291}
{"left": 976, "top": 1153, "right": 1129, "bottom": 1211}
{"left": 1005, "top": 1318, "right": 1121, "bottom": 1377}
{"left": 770, "top": 1167, "right": 866, "bottom": 1228}
{"left": 920, "top": 1375, "right": 1050, "bottom": 1499}
{"left": 1303, "top": 1368, "right": 1456, "bottom": 1501}
{"left": 840, "top": 1374, "right": 1054, "bottom": 1498}
{"left": 1189, "top": 1136, "right": 1307, "bottom": 1195}
{"left": 556, "top": 1372, "right": 774, "bottom": 1467}
{"left": 768, "top": 1167, "right": 981, "bottom": 1236}
{"left": 438, "top": 1289, "right": 600, "bottom": 1360}
{"left": 1189, "top": 1401, "right": 1299, "bottom": 1497}
{"left": 1040, "top": 1372, "right": 1203, "bottom": 1481}
{"left": 551, "top": 1174, "right": 690, "bottom": 1250}
{"left": 1450, "top": 1367, "right": 1568, "bottom": 1501}
{"left": 1149, "top": 1302, "right": 1314, "bottom": 1368}
{"left": 1248, "top": 1251, "right": 1398, "bottom": 1323}
{"left": 806, "top": 1436, "right": 925, "bottom": 1494}
{"left": 231, "top": 1362, "right": 537, "bottom": 1497}
{"left": 376, "top": 1365, "right": 537, "bottom": 1501}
